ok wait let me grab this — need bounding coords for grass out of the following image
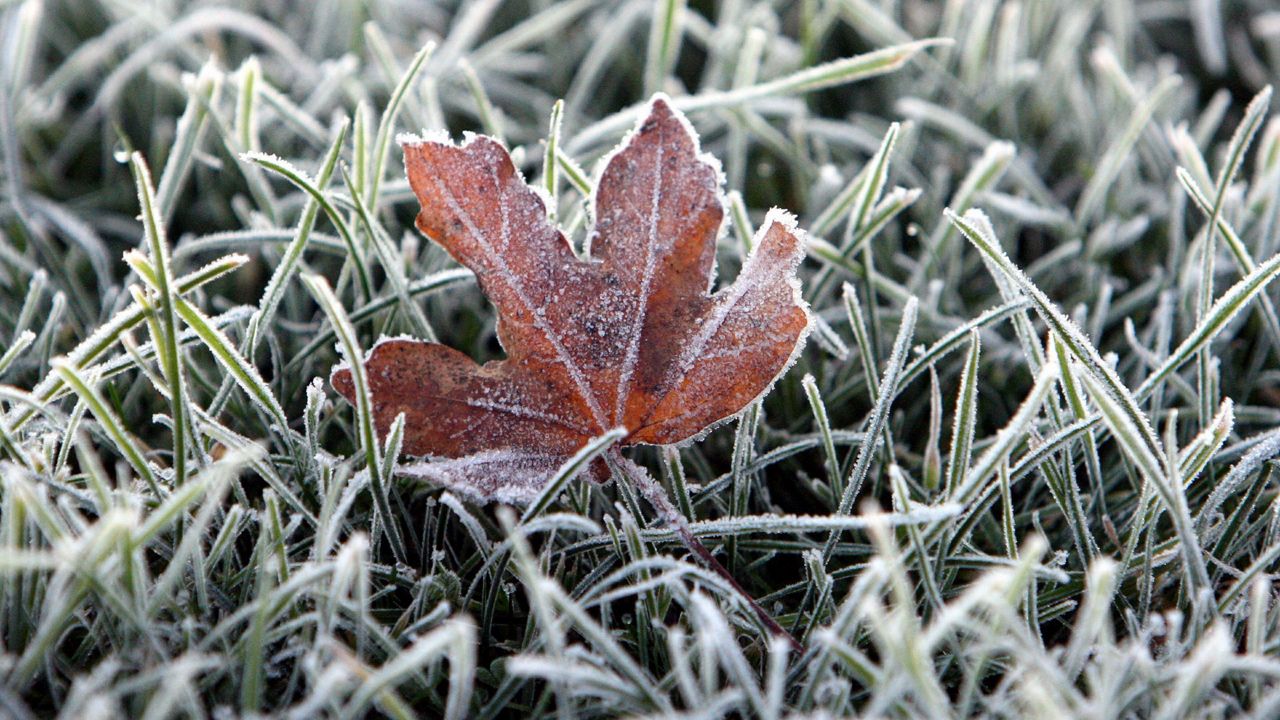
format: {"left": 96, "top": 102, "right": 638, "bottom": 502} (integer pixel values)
{"left": 4, "top": 0, "right": 1280, "bottom": 716}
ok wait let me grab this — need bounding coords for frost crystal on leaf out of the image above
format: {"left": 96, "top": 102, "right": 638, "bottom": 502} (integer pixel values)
{"left": 331, "top": 95, "right": 812, "bottom": 503}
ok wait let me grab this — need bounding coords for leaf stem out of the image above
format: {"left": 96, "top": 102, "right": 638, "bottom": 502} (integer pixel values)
{"left": 610, "top": 452, "right": 805, "bottom": 655}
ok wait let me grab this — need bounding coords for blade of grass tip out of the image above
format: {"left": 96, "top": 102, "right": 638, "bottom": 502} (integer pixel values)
{"left": 567, "top": 38, "right": 951, "bottom": 154}
{"left": 810, "top": 312, "right": 851, "bottom": 360}
{"left": 852, "top": 186, "right": 923, "bottom": 251}
{"left": 247, "top": 117, "right": 349, "bottom": 355}
{"left": 811, "top": 123, "right": 900, "bottom": 300}
{"left": 1170, "top": 124, "right": 1215, "bottom": 199}
{"left": 998, "top": 460, "right": 1017, "bottom": 558}
{"left": 1139, "top": 250, "right": 1280, "bottom": 398}
{"left": 1077, "top": 366, "right": 1211, "bottom": 591}
{"left": 252, "top": 78, "right": 328, "bottom": 146}
{"left": 339, "top": 165, "right": 434, "bottom": 339}
{"left": 727, "top": 400, "right": 760, "bottom": 572}
{"left": 521, "top": 427, "right": 626, "bottom": 523}
{"left": 948, "top": 208, "right": 1164, "bottom": 460}
{"left": 1008, "top": 247, "right": 1280, "bottom": 488}
{"left": 32, "top": 293, "right": 65, "bottom": 372}
{"left": 379, "top": 413, "right": 406, "bottom": 494}
{"left": 727, "top": 191, "right": 754, "bottom": 254}
{"left": 234, "top": 56, "right": 260, "bottom": 153}
{"left": 93, "top": 309, "right": 251, "bottom": 407}
{"left": 941, "top": 363, "right": 1058, "bottom": 556}
{"left": 849, "top": 126, "right": 901, "bottom": 230}
{"left": 182, "top": 74, "right": 279, "bottom": 226}
{"left": 1250, "top": 133, "right": 1280, "bottom": 238}
{"left": 810, "top": 159, "right": 875, "bottom": 241}
{"left": 1062, "top": 558, "right": 1119, "bottom": 680}
{"left": 798, "top": 549, "right": 835, "bottom": 643}
{"left": 842, "top": 282, "right": 880, "bottom": 403}
{"left": 1196, "top": 86, "right": 1273, "bottom": 425}
{"left": 458, "top": 59, "right": 504, "bottom": 141}
{"left": 8, "top": 255, "right": 248, "bottom": 430}
{"left": 803, "top": 375, "right": 844, "bottom": 501}
{"left": 945, "top": 330, "right": 981, "bottom": 499}
{"left": 1178, "top": 398, "right": 1233, "bottom": 487}
{"left": 697, "top": 36, "right": 950, "bottom": 104}
{"left": 363, "top": 21, "right": 407, "bottom": 101}
{"left": 849, "top": 191, "right": 899, "bottom": 367}
{"left": 0, "top": 330, "right": 34, "bottom": 379}
{"left": 617, "top": 511, "right": 658, "bottom": 661}
{"left": 543, "top": 99, "right": 563, "bottom": 222}
{"left": 923, "top": 368, "right": 943, "bottom": 493}
{"left": 156, "top": 61, "right": 221, "bottom": 224}
{"left": 52, "top": 397, "right": 88, "bottom": 478}
{"left": 644, "top": 0, "right": 686, "bottom": 96}
{"left": 12, "top": 271, "right": 47, "bottom": 342}
{"left": 1197, "top": 408, "right": 1274, "bottom": 544}
{"left": 646, "top": 445, "right": 688, "bottom": 521}
{"left": 127, "top": 287, "right": 173, "bottom": 394}
{"left": 365, "top": 41, "right": 434, "bottom": 207}
{"left": 128, "top": 151, "right": 190, "bottom": 487}
{"left": 174, "top": 296, "right": 288, "bottom": 432}
{"left": 52, "top": 361, "right": 160, "bottom": 496}
{"left": 301, "top": 273, "right": 406, "bottom": 564}
{"left": 1177, "top": 167, "right": 1280, "bottom": 351}
{"left": 243, "top": 151, "right": 372, "bottom": 301}
{"left": 123, "top": 251, "right": 288, "bottom": 433}
{"left": 821, "top": 296, "right": 918, "bottom": 566}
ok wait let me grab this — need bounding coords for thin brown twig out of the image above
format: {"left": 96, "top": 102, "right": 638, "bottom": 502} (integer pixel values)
{"left": 609, "top": 451, "right": 806, "bottom": 655}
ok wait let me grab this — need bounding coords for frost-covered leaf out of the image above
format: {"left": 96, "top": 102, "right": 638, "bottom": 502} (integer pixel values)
{"left": 331, "top": 95, "right": 811, "bottom": 502}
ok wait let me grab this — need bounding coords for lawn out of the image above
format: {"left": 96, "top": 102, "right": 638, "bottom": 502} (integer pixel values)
{"left": 4, "top": 0, "right": 1280, "bottom": 717}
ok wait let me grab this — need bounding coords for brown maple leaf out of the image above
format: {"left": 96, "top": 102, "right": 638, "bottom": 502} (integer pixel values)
{"left": 331, "top": 96, "right": 811, "bottom": 504}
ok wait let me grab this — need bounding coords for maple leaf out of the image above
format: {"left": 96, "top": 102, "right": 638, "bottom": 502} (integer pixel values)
{"left": 331, "top": 96, "right": 811, "bottom": 504}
